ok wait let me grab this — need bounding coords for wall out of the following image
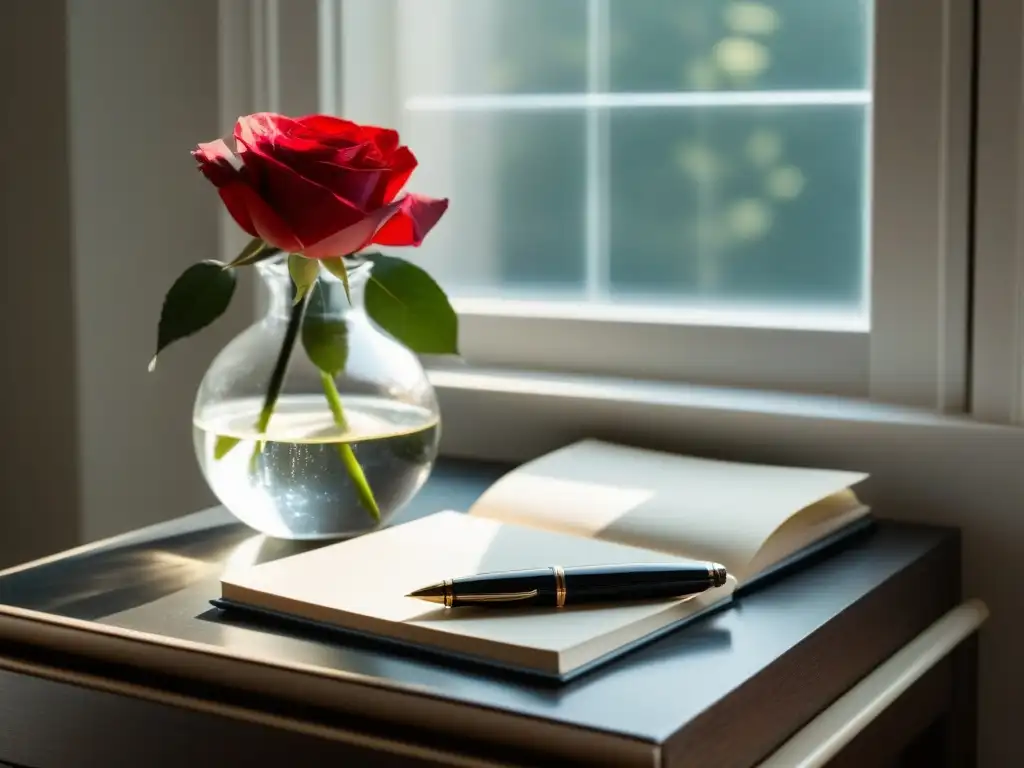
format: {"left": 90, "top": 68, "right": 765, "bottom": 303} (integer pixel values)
{"left": 67, "top": 0, "right": 252, "bottom": 543}
{"left": 0, "top": 3, "right": 80, "bottom": 565}
{"left": 0, "top": 0, "right": 253, "bottom": 565}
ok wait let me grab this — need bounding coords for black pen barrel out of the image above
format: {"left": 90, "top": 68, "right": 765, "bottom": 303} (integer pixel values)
{"left": 446, "top": 563, "right": 724, "bottom": 608}
{"left": 564, "top": 563, "right": 722, "bottom": 605}
{"left": 449, "top": 568, "right": 557, "bottom": 607}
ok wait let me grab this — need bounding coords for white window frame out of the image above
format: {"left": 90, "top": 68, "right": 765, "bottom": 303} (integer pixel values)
{"left": 222, "top": 0, "right": 975, "bottom": 419}
{"left": 971, "top": 0, "right": 1024, "bottom": 426}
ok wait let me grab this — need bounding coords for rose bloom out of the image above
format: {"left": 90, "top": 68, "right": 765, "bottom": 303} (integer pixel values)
{"left": 193, "top": 112, "right": 448, "bottom": 259}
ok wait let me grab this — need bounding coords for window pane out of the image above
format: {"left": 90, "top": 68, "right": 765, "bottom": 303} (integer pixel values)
{"left": 608, "top": 106, "right": 866, "bottom": 309}
{"left": 398, "top": 0, "right": 587, "bottom": 96}
{"left": 401, "top": 111, "right": 587, "bottom": 296}
{"left": 343, "top": 0, "right": 872, "bottom": 321}
{"left": 609, "top": 0, "right": 872, "bottom": 92}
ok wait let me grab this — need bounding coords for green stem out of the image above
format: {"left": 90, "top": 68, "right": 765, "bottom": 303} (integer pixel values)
{"left": 249, "top": 287, "right": 309, "bottom": 470}
{"left": 320, "top": 370, "right": 348, "bottom": 427}
{"left": 320, "top": 371, "right": 380, "bottom": 521}
{"left": 257, "top": 293, "right": 308, "bottom": 433}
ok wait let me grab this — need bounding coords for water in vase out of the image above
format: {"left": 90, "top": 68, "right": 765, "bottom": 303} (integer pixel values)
{"left": 194, "top": 394, "right": 439, "bottom": 539}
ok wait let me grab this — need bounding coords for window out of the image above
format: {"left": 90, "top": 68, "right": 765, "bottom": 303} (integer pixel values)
{"left": 272, "top": 0, "right": 972, "bottom": 405}
{"left": 360, "top": 1, "right": 870, "bottom": 319}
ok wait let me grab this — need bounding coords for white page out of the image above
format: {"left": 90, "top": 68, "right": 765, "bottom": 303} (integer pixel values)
{"left": 222, "top": 511, "right": 734, "bottom": 674}
{"left": 468, "top": 440, "right": 868, "bottom": 578}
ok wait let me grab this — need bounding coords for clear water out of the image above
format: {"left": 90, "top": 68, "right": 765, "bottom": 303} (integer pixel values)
{"left": 194, "top": 394, "right": 439, "bottom": 539}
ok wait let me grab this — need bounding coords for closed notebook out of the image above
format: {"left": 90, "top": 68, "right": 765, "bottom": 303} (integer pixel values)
{"left": 217, "top": 439, "right": 870, "bottom": 680}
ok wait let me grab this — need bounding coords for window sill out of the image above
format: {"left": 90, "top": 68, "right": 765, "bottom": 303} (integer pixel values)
{"left": 427, "top": 366, "right": 1007, "bottom": 464}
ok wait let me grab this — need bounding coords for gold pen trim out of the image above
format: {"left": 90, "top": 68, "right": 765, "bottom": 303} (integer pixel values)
{"left": 553, "top": 565, "right": 567, "bottom": 608}
{"left": 443, "top": 578, "right": 453, "bottom": 608}
{"left": 455, "top": 589, "right": 539, "bottom": 603}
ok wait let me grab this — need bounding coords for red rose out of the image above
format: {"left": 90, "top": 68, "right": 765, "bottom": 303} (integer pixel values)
{"left": 192, "top": 113, "right": 448, "bottom": 259}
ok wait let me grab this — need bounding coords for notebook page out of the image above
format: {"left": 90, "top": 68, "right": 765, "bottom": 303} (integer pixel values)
{"left": 221, "top": 511, "right": 735, "bottom": 674}
{"left": 468, "top": 440, "right": 868, "bottom": 578}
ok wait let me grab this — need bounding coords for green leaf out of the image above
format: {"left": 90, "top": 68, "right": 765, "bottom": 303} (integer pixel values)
{"left": 288, "top": 253, "right": 320, "bottom": 305}
{"left": 321, "top": 257, "right": 352, "bottom": 305}
{"left": 150, "top": 260, "right": 237, "bottom": 370}
{"left": 302, "top": 315, "right": 348, "bottom": 376}
{"left": 362, "top": 253, "right": 458, "bottom": 355}
{"left": 224, "top": 237, "right": 278, "bottom": 268}
{"left": 213, "top": 435, "right": 240, "bottom": 459}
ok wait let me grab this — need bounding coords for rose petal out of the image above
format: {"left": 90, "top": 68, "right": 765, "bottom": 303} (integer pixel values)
{"left": 306, "top": 160, "right": 384, "bottom": 209}
{"left": 229, "top": 183, "right": 304, "bottom": 253}
{"left": 264, "top": 141, "right": 389, "bottom": 203}
{"left": 235, "top": 133, "right": 369, "bottom": 247}
{"left": 297, "top": 115, "right": 399, "bottom": 155}
{"left": 301, "top": 201, "right": 407, "bottom": 260}
{"left": 193, "top": 139, "right": 244, "bottom": 187}
{"left": 379, "top": 145, "right": 418, "bottom": 205}
{"left": 295, "top": 114, "right": 362, "bottom": 139}
{"left": 235, "top": 112, "right": 302, "bottom": 147}
{"left": 215, "top": 182, "right": 259, "bottom": 240}
{"left": 371, "top": 194, "right": 449, "bottom": 247}
{"left": 368, "top": 127, "right": 400, "bottom": 156}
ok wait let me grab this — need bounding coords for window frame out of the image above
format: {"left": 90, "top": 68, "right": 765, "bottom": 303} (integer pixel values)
{"left": 970, "top": 0, "right": 1024, "bottom": 425}
{"left": 225, "top": 0, "right": 976, "bottom": 410}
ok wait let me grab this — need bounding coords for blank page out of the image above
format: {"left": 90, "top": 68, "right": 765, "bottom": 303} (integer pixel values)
{"left": 468, "top": 440, "right": 868, "bottom": 579}
{"left": 222, "top": 511, "right": 734, "bottom": 675}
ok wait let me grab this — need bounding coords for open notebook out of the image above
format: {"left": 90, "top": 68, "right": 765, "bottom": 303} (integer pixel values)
{"left": 216, "top": 440, "right": 870, "bottom": 681}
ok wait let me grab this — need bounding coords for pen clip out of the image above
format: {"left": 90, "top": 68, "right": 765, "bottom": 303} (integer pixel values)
{"left": 455, "top": 589, "right": 540, "bottom": 603}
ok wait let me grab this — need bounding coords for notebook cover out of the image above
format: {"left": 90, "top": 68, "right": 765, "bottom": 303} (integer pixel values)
{"left": 209, "top": 593, "right": 735, "bottom": 684}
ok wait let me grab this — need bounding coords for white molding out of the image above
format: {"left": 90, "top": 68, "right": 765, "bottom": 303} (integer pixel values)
{"left": 429, "top": 368, "right": 969, "bottom": 466}
{"left": 261, "top": 0, "right": 982, "bottom": 410}
{"left": 453, "top": 296, "right": 866, "bottom": 332}
{"left": 449, "top": 317, "right": 867, "bottom": 398}
{"left": 971, "top": 0, "right": 1024, "bottom": 424}
{"left": 318, "top": 0, "right": 342, "bottom": 115}
{"left": 273, "top": 0, "right": 322, "bottom": 116}
{"left": 217, "top": 0, "right": 260, "bottom": 264}
{"left": 868, "top": 0, "right": 974, "bottom": 411}
{"left": 405, "top": 91, "right": 872, "bottom": 112}
{"left": 217, "top": 0, "right": 320, "bottom": 309}
{"left": 217, "top": 0, "right": 281, "bottom": 118}
{"left": 337, "top": 0, "right": 398, "bottom": 127}
{"left": 758, "top": 600, "right": 988, "bottom": 768}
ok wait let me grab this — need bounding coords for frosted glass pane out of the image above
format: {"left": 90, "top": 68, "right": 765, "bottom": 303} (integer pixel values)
{"left": 608, "top": 106, "right": 866, "bottom": 309}
{"left": 400, "top": 111, "right": 587, "bottom": 296}
{"left": 609, "top": 0, "right": 871, "bottom": 92}
{"left": 344, "top": 0, "right": 873, "bottom": 318}
{"left": 398, "top": 0, "right": 586, "bottom": 96}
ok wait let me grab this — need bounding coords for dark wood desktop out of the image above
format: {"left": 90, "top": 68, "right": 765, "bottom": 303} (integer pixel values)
{"left": 0, "top": 459, "right": 979, "bottom": 767}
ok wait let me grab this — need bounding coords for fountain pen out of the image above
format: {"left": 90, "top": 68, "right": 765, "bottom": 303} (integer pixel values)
{"left": 406, "top": 562, "right": 728, "bottom": 609}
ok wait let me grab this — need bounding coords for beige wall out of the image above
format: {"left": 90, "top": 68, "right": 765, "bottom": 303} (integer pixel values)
{"left": 0, "top": 2, "right": 80, "bottom": 565}
{"left": 67, "top": 0, "right": 252, "bottom": 542}
{"left": 0, "top": 0, "right": 253, "bottom": 565}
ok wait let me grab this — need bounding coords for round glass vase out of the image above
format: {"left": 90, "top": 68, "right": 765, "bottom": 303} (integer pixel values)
{"left": 192, "top": 257, "right": 440, "bottom": 539}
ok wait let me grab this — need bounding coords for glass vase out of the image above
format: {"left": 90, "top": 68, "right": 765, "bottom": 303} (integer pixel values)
{"left": 192, "top": 257, "right": 440, "bottom": 539}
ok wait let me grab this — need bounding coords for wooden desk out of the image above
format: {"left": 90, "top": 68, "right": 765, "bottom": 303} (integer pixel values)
{"left": 0, "top": 460, "right": 981, "bottom": 767}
